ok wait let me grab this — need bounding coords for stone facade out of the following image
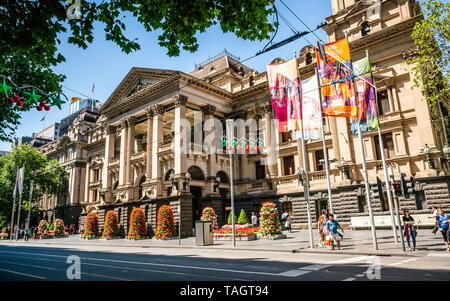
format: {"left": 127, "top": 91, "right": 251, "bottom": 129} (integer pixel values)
{"left": 39, "top": 0, "right": 450, "bottom": 234}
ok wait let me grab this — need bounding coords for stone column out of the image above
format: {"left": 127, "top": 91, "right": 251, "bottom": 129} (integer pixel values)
{"left": 263, "top": 104, "right": 278, "bottom": 177}
{"left": 391, "top": 85, "right": 400, "bottom": 112}
{"left": 329, "top": 117, "right": 341, "bottom": 161}
{"left": 387, "top": 86, "right": 395, "bottom": 113}
{"left": 202, "top": 104, "right": 217, "bottom": 194}
{"left": 126, "top": 116, "right": 136, "bottom": 186}
{"left": 84, "top": 162, "right": 90, "bottom": 203}
{"left": 337, "top": 117, "right": 352, "bottom": 162}
{"left": 174, "top": 95, "right": 188, "bottom": 185}
{"left": 151, "top": 104, "right": 165, "bottom": 196}
{"left": 118, "top": 119, "right": 128, "bottom": 187}
{"left": 145, "top": 108, "right": 153, "bottom": 181}
{"left": 102, "top": 125, "right": 115, "bottom": 202}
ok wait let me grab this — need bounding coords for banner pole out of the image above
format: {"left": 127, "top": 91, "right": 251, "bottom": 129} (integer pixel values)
{"left": 365, "top": 50, "right": 398, "bottom": 243}
{"left": 9, "top": 168, "right": 19, "bottom": 241}
{"left": 315, "top": 68, "right": 334, "bottom": 215}
{"left": 295, "top": 55, "right": 314, "bottom": 248}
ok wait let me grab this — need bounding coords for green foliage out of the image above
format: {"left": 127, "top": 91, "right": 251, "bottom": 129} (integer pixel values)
{"left": 409, "top": 0, "right": 450, "bottom": 114}
{"left": 0, "top": 144, "right": 68, "bottom": 228}
{"left": 237, "top": 209, "right": 249, "bottom": 225}
{"left": 227, "top": 211, "right": 237, "bottom": 225}
{"left": 48, "top": 223, "right": 54, "bottom": 230}
{"left": 0, "top": 0, "right": 275, "bottom": 141}
{"left": 54, "top": 219, "right": 65, "bottom": 237}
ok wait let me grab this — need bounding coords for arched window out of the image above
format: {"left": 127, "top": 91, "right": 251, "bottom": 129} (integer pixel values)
{"left": 216, "top": 171, "right": 229, "bottom": 184}
{"left": 361, "top": 22, "right": 371, "bottom": 36}
{"left": 164, "top": 169, "right": 174, "bottom": 181}
{"left": 187, "top": 166, "right": 205, "bottom": 181}
{"left": 138, "top": 175, "right": 147, "bottom": 200}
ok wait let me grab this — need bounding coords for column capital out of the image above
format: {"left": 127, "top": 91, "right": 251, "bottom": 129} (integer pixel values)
{"left": 151, "top": 104, "right": 165, "bottom": 116}
{"left": 262, "top": 103, "right": 272, "bottom": 114}
{"left": 118, "top": 118, "right": 127, "bottom": 130}
{"left": 126, "top": 116, "right": 136, "bottom": 127}
{"left": 104, "top": 124, "right": 116, "bottom": 135}
{"left": 173, "top": 94, "right": 188, "bottom": 107}
{"left": 201, "top": 104, "right": 216, "bottom": 116}
{"left": 145, "top": 107, "right": 154, "bottom": 118}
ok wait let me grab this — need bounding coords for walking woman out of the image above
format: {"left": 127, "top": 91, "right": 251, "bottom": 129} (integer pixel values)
{"left": 402, "top": 209, "right": 417, "bottom": 251}
{"left": 436, "top": 208, "right": 450, "bottom": 251}
{"left": 317, "top": 215, "right": 325, "bottom": 246}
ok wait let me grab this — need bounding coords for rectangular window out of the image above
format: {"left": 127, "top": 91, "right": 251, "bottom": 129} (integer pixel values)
{"left": 283, "top": 156, "right": 295, "bottom": 176}
{"left": 415, "top": 191, "right": 425, "bottom": 210}
{"left": 281, "top": 132, "right": 292, "bottom": 143}
{"left": 315, "top": 150, "right": 325, "bottom": 171}
{"left": 377, "top": 90, "right": 390, "bottom": 115}
{"left": 255, "top": 161, "right": 265, "bottom": 180}
{"left": 374, "top": 133, "right": 394, "bottom": 160}
{"left": 358, "top": 195, "right": 367, "bottom": 213}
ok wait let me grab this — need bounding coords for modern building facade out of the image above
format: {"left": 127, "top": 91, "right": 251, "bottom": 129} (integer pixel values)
{"left": 39, "top": 0, "right": 449, "bottom": 235}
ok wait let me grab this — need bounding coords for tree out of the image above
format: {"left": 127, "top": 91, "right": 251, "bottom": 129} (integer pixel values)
{"left": 409, "top": 0, "right": 450, "bottom": 115}
{"left": 237, "top": 209, "right": 249, "bottom": 225}
{"left": 227, "top": 211, "right": 237, "bottom": 225}
{"left": 0, "top": 1, "right": 275, "bottom": 141}
{"left": 0, "top": 144, "right": 68, "bottom": 228}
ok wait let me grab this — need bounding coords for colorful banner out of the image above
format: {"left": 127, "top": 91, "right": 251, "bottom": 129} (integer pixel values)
{"left": 294, "top": 74, "right": 323, "bottom": 140}
{"left": 316, "top": 38, "right": 358, "bottom": 118}
{"left": 18, "top": 166, "right": 24, "bottom": 196}
{"left": 351, "top": 57, "right": 380, "bottom": 133}
{"left": 266, "top": 58, "right": 302, "bottom": 132}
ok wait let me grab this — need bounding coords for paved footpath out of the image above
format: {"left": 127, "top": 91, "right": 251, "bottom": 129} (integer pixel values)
{"left": 0, "top": 230, "right": 449, "bottom": 281}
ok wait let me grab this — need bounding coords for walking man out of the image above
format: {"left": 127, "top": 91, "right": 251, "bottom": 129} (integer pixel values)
{"left": 437, "top": 209, "right": 450, "bottom": 251}
{"left": 24, "top": 227, "right": 30, "bottom": 241}
{"left": 326, "top": 214, "right": 344, "bottom": 250}
{"left": 432, "top": 206, "right": 439, "bottom": 234}
{"left": 251, "top": 212, "right": 258, "bottom": 227}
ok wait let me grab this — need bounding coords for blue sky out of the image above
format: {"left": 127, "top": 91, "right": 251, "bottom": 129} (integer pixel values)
{"left": 0, "top": 0, "right": 332, "bottom": 151}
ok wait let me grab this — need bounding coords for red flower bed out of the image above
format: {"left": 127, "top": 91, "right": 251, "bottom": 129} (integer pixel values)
{"left": 82, "top": 212, "right": 99, "bottom": 239}
{"left": 102, "top": 210, "right": 119, "bottom": 239}
{"left": 154, "top": 205, "right": 176, "bottom": 239}
{"left": 127, "top": 208, "right": 147, "bottom": 239}
{"left": 213, "top": 227, "right": 259, "bottom": 237}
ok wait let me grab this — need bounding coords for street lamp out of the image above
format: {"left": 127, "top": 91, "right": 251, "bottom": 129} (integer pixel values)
{"left": 423, "top": 144, "right": 435, "bottom": 169}
{"left": 265, "top": 172, "right": 273, "bottom": 190}
{"left": 296, "top": 167, "right": 304, "bottom": 186}
{"left": 183, "top": 172, "right": 191, "bottom": 190}
{"left": 170, "top": 171, "right": 178, "bottom": 191}
{"left": 213, "top": 176, "right": 220, "bottom": 192}
{"left": 340, "top": 157, "right": 350, "bottom": 179}
{"left": 443, "top": 144, "right": 450, "bottom": 162}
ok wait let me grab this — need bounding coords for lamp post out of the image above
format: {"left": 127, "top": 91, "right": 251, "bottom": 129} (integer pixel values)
{"left": 389, "top": 166, "right": 406, "bottom": 251}
{"left": 213, "top": 176, "right": 220, "bottom": 192}
{"left": 423, "top": 144, "right": 435, "bottom": 169}
{"left": 183, "top": 172, "right": 191, "bottom": 190}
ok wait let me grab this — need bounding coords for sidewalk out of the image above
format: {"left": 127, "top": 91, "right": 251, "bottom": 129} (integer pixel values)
{"left": 2, "top": 229, "right": 448, "bottom": 257}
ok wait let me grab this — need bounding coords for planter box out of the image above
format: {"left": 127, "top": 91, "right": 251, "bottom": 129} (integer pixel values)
{"left": 81, "top": 236, "right": 100, "bottom": 240}
{"left": 213, "top": 234, "right": 257, "bottom": 241}
{"left": 257, "top": 233, "right": 287, "bottom": 240}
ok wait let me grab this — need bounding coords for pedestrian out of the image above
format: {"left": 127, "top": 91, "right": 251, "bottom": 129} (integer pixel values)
{"left": 24, "top": 227, "right": 30, "bottom": 241}
{"left": 326, "top": 214, "right": 344, "bottom": 250}
{"left": 317, "top": 215, "right": 326, "bottom": 246}
{"left": 402, "top": 209, "right": 417, "bottom": 251}
{"left": 321, "top": 209, "right": 328, "bottom": 222}
{"left": 284, "top": 214, "right": 292, "bottom": 233}
{"left": 432, "top": 206, "right": 439, "bottom": 234}
{"left": 251, "top": 212, "right": 258, "bottom": 227}
{"left": 436, "top": 208, "right": 450, "bottom": 251}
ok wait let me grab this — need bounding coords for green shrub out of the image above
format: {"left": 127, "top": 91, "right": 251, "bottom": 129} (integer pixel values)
{"left": 227, "top": 211, "right": 237, "bottom": 225}
{"left": 237, "top": 209, "right": 249, "bottom": 224}
{"left": 1, "top": 227, "right": 7, "bottom": 233}
{"left": 48, "top": 223, "right": 54, "bottom": 230}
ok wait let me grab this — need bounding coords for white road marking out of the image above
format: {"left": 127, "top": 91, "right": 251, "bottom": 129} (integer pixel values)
{"left": 299, "top": 264, "right": 332, "bottom": 271}
{"left": 427, "top": 253, "right": 450, "bottom": 257}
{"left": 277, "top": 270, "right": 311, "bottom": 277}
{"left": 0, "top": 267, "right": 46, "bottom": 279}
{"left": 388, "top": 258, "right": 417, "bottom": 266}
{"left": 331, "top": 256, "right": 371, "bottom": 265}
{"left": 343, "top": 277, "right": 356, "bottom": 281}
{"left": 356, "top": 274, "right": 365, "bottom": 277}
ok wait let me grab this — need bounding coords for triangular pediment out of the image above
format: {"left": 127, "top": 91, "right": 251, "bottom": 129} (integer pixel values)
{"left": 101, "top": 67, "right": 179, "bottom": 114}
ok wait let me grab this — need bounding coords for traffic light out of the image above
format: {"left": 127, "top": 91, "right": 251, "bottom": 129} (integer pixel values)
{"left": 400, "top": 173, "right": 409, "bottom": 199}
{"left": 393, "top": 182, "right": 402, "bottom": 196}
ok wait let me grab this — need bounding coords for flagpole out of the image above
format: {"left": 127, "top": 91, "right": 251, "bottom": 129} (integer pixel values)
{"left": 15, "top": 187, "right": 23, "bottom": 241}
{"left": 365, "top": 50, "right": 398, "bottom": 243}
{"left": 295, "top": 54, "right": 314, "bottom": 249}
{"left": 9, "top": 168, "right": 19, "bottom": 241}
{"left": 315, "top": 68, "right": 334, "bottom": 215}
{"left": 26, "top": 180, "right": 34, "bottom": 229}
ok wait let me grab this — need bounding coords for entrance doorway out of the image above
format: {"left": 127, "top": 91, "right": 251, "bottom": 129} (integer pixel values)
{"left": 315, "top": 199, "right": 328, "bottom": 220}
{"left": 190, "top": 186, "right": 203, "bottom": 228}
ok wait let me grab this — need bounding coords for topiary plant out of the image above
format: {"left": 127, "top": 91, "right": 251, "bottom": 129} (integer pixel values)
{"left": 237, "top": 209, "right": 249, "bottom": 225}
{"left": 154, "top": 205, "right": 176, "bottom": 239}
{"left": 200, "top": 206, "right": 219, "bottom": 228}
{"left": 126, "top": 208, "right": 147, "bottom": 239}
{"left": 38, "top": 220, "right": 48, "bottom": 233}
{"left": 102, "top": 210, "right": 120, "bottom": 239}
{"left": 259, "top": 202, "right": 282, "bottom": 236}
{"left": 82, "top": 212, "right": 99, "bottom": 239}
{"left": 227, "top": 211, "right": 237, "bottom": 225}
{"left": 54, "top": 219, "right": 65, "bottom": 237}
{"left": 48, "top": 223, "right": 54, "bottom": 230}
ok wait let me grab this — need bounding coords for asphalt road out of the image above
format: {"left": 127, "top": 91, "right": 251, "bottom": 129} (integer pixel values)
{"left": 0, "top": 244, "right": 449, "bottom": 281}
